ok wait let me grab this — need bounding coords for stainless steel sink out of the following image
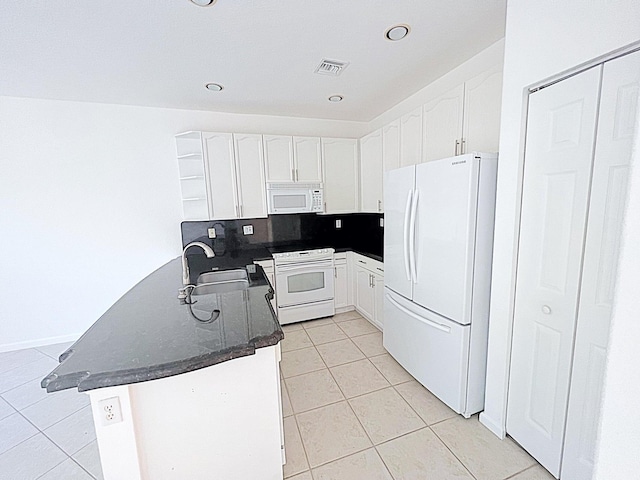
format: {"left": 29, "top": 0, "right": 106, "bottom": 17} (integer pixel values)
{"left": 190, "top": 269, "right": 250, "bottom": 295}
{"left": 197, "top": 269, "right": 249, "bottom": 284}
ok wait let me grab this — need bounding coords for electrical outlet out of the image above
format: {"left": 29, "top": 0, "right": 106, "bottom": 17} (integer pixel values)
{"left": 207, "top": 228, "right": 216, "bottom": 239}
{"left": 243, "top": 225, "right": 254, "bottom": 235}
{"left": 99, "top": 396, "right": 123, "bottom": 426}
{"left": 335, "top": 219, "right": 342, "bottom": 229}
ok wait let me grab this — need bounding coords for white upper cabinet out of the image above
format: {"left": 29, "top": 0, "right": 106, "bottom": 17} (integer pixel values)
{"left": 359, "top": 129, "right": 384, "bottom": 213}
{"left": 463, "top": 66, "right": 503, "bottom": 154}
{"left": 322, "top": 138, "right": 359, "bottom": 214}
{"left": 263, "top": 135, "right": 294, "bottom": 182}
{"left": 423, "top": 84, "right": 465, "bottom": 162}
{"left": 423, "top": 67, "right": 502, "bottom": 162}
{"left": 233, "top": 134, "right": 268, "bottom": 219}
{"left": 176, "top": 131, "right": 268, "bottom": 221}
{"left": 203, "top": 132, "right": 238, "bottom": 221}
{"left": 400, "top": 107, "right": 423, "bottom": 167}
{"left": 293, "top": 136, "right": 323, "bottom": 183}
{"left": 263, "top": 135, "right": 322, "bottom": 183}
{"left": 382, "top": 119, "right": 401, "bottom": 172}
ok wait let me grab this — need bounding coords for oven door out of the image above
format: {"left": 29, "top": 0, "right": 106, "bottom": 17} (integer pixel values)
{"left": 268, "top": 188, "right": 312, "bottom": 214}
{"left": 275, "top": 260, "right": 335, "bottom": 307}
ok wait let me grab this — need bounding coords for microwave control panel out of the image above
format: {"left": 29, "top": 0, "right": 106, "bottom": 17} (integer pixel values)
{"left": 311, "top": 190, "right": 323, "bottom": 212}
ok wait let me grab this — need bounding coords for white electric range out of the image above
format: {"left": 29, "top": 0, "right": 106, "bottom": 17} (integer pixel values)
{"left": 271, "top": 247, "right": 335, "bottom": 324}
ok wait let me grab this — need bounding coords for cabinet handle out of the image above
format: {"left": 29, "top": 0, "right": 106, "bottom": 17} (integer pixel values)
{"left": 292, "top": 169, "right": 296, "bottom": 181}
{"left": 455, "top": 139, "right": 460, "bottom": 156}
{"left": 334, "top": 267, "right": 337, "bottom": 278}
{"left": 324, "top": 201, "right": 327, "bottom": 212}
{"left": 239, "top": 205, "right": 243, "bottom": 217}
{"left": 358, "top": 260, "right": 366, "bottom": 264}
{"left": 295, "top": 169, "right": 299, "bottom": 181}
{"left": 377, "top": 200, "right": 382, "bottom": 212}
{"left": 460, "top": 138, "right": 466, "bottom": 155}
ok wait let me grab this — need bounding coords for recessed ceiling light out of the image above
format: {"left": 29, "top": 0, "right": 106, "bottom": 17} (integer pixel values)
{"left": 385, "top": 24, "right": 410, "bottom": 41}
{"left": 328, "top": 95, "right": 343, "bottom": 103}
{"left": 205, "top": 83, "right": 224, "bottom": 91}
{"left": 190, "top": 0, "right": 217, "bottom": 6}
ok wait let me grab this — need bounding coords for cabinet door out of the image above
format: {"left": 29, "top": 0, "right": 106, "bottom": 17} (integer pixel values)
{"left": 334, "top": 263, "right": 348, "bottom": 309}
{"left": 233, "top": 134, "right": 268, "bottom": 219}
{"left": 463, "top": 67, "right": 503, "bottom": 154}
{"left": 383, "top": 119, "right": 401, "bottom": 172}
{"left": 373, "top": 272, "right": 384, "bottom": 330}
{"left": 562, "top": 50, "right": 639, "bottom": 480}
{"left": 360, "top": 129, "right": 383, "bottom": 213}
{"left": 263, "top": 135, "right": 294, "bottom": 182}
{"left": 203, "top": 132, "right": 239, "bottom": 220}
{"left": 423, "top": 84, "right": 464, "bottom": 162}
{"left": 355, "top": 267, "right": 375, "bottom": 321}
{"left": 293, "top": 137, "right": 323, "bottom": 183}
{"left": 400, "top": 107, "right": 423, "bottom": 167}
{"left": 322, "top": 138, "right": 359, "bottom": 214}
{"left": 506, "top": 66, "right": 602, "bottom": 477}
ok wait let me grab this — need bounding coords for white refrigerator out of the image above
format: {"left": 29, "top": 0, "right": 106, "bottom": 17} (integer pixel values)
{"left": 383, "top": 152, "right": 497, "bottom": 417}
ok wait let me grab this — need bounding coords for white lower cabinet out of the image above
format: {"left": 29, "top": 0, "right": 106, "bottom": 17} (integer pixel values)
{"left": 334, "top": 253, "right": 350, "bottom": 312}
{"left": 352, "top": 253, "right": 384, "bottom": 329}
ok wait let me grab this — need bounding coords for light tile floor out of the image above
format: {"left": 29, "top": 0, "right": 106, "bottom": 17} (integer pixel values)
{"left": 0, "top": 342, "right": 103, "bottom": 480}
{"left": 280, "top": 310, "right": 556, "bottom": 480}
{"left": 0, "top": 311, "right": 555, "bottom": 480}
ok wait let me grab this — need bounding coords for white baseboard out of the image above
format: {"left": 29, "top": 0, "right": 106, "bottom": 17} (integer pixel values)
{"left": 479, "top": 411, "right": 506, "bottom": 439}
{"left": 0, "top": 333, "right": 82, "bottom": 353}
{"left": 335, "top": 305, "right": 355, "bottom": 314}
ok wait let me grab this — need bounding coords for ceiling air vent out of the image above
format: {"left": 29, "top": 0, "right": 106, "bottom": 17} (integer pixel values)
{"left": 314, "top": 59, "right": 349, "bottom": 76}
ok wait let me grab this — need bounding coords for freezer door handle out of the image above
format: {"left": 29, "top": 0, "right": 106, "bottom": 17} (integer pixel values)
{"left": 386, "top": 294, "right": 451, "bottom": 333}
{"left": 409, "top": 189, "right": 419, "bottom": 283}
{"left": 403, "top": 190, "right": 413, "bottom": 282}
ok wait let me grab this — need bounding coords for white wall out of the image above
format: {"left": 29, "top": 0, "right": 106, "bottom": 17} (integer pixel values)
{"left": 481, "top": 0, "right": 640, "bottom": 464}
{"left": 367, "top": 39, "right": 504, "bottom": 132}
{"left": 0, "top": 96, "right": 367, "bottom": 351}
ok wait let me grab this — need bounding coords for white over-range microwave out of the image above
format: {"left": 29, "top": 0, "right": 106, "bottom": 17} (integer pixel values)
{"left": 266, "top": 183, "right": 324, "bottom": 214}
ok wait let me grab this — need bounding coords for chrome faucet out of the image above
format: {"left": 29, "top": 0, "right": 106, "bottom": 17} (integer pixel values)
{"left": 182, "top": 242, "right": 215, "bottom": 285}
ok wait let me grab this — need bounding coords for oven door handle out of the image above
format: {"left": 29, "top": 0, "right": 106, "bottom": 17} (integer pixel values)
{"left": 275, "top": 260, "right": 334, "bottom": 272}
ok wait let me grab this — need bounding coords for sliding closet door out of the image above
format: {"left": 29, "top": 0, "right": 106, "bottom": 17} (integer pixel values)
{"left": 561, "top": 49, "right": 640, "bottom": 480}
{"left": 507, "top": 66, "right": 602, "bottom": 477}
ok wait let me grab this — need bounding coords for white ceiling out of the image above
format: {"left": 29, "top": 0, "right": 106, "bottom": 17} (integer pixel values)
{"left": 0, "top": 0, "right": 506, "bottom": 122}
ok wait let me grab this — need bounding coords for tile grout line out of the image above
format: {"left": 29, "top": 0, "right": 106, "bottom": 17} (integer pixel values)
{"left": 291, "top": 336, "right": 378, "bottom": 475}
{"left": 428, "top": 423, "right": 480, "bottom": 480}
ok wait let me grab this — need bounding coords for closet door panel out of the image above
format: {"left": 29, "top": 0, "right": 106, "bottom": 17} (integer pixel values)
{"left": 506, "top": 66, "right": 602, "bottom": 477}
{"left": 562, "top": 49, "right": 640, "bottom": 480}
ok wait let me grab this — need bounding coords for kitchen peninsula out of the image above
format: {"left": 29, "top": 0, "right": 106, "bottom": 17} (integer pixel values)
{"left": 41, "top": 257, "right": 284, "bottom": 480}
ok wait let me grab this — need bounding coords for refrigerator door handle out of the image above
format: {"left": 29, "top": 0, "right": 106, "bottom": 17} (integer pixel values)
{"left": 403, "top": 189, "right": 413, "bottom": 282}
{"left": 409, "top": 189, "right": 419, "bottom": 283}
{"left": 386, "top": 293, "right": 451, "bottom": 333}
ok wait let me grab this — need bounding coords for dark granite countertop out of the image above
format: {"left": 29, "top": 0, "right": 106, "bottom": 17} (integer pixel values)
{"left": 41, "top": 258, "right": 283, "bottom": 393}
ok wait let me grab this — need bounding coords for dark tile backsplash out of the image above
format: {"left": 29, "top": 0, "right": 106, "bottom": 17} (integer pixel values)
{"left": 181, "top": 213, "right": 384, "bottom": 262}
